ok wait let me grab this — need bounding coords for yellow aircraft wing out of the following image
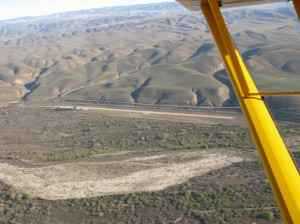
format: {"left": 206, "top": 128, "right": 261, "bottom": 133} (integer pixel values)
{"left": 176, "top": 0, "right": 300, "bottom": 223}
{"left": 177, "top": 0, "right": 298, "bottom": 12}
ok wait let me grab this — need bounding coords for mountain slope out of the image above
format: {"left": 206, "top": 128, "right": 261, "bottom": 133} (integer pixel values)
{"left": 0, "top": 2, "right": 299, "bottom": 109}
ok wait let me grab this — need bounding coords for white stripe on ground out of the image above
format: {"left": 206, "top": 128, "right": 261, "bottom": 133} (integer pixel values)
{"left": 41, "top": 106, "right": 234, "bottom": 120}
{"left": 0, "top": 153, "right": 242, "bottom": 200}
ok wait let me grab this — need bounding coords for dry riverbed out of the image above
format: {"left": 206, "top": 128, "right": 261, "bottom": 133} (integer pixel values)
{"left": 0, "top": 151, "right": 243, "bottom": 200}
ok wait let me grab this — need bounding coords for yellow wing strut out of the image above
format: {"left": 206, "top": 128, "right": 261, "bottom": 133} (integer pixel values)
{"left": 176, "top": 0, "right": 300, "bottom": 222}
{"left": 198, "top": 0, "right": 300, "bottom": 223}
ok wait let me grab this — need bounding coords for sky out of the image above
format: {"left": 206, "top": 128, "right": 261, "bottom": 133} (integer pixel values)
{"left": 0, "top": 0, "right": 174, "bottom": 21}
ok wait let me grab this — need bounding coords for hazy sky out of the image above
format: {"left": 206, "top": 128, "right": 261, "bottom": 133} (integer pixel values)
{"left": 0, "top": 0, "right": 174, "bottom": 20}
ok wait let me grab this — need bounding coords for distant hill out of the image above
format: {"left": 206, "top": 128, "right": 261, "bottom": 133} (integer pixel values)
{"left": 0, "top": 2, "right": 299, "bottom": 109}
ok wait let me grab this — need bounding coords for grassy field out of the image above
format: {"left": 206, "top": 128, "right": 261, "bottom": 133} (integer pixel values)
{"left": 0, "top": 107, "right": 251, "bottom": 162}
{"left": 2, "top": 157, "right": 298, "bottom": 224}
{"left": 0, "top": 106, "right": 299, "bottom": 223}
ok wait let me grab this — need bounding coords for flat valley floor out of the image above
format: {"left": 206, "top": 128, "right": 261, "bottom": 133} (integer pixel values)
{"left": 0, "top": 105, "right": 299, "bottom": 224}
